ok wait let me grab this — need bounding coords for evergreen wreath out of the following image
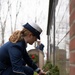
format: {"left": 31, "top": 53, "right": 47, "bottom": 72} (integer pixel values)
{"left": 29, "top": 54, "right": 39, "bottom": 63}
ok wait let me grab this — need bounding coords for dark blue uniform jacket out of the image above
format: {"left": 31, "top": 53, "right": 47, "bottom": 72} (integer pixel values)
{"left": 0, "top": 40, "right": 38, "bottom": 74}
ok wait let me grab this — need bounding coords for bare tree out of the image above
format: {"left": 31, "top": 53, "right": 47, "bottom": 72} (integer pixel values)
{"left": 9, "top": 0, "right": 21, "bottom": 33}
{"left": 14, "top": 0, "right": 21, "bottom": 31}
{"left": 0, "top": 0, "right": 12, "bottom": 45}
{"left": 0, "top": 0, "right": 21, "bottom": 45}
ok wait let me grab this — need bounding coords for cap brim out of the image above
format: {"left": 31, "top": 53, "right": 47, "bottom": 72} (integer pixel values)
{"left": 37, "top": 35, "right": 40, "bottom": 40}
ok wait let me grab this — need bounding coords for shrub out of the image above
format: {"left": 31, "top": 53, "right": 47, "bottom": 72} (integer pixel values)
{"left": 42, "top": 61, "right": 59, "bottom": 75}
{"left": 34, "top": 72, "right": 38, "bottom": 75}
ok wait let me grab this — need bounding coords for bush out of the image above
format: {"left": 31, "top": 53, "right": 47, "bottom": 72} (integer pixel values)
{"left": 34, "top": 72, "right": 38, "bottom": 75}
{"left": 42, "top": 61, "right": 59, "bottom": 75}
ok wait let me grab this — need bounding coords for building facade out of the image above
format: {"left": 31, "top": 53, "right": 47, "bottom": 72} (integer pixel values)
{"left": 70, "top": 0, "right": 75, "bottom": 75}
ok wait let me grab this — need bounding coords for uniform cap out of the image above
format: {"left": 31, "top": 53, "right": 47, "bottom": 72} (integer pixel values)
{"left": 23, "top": 22, "right": 42, "bottom": 39}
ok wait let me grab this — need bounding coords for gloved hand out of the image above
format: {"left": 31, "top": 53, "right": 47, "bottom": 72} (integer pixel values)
{"left": 38, "top": 70, "right": 46, "bottom": 75}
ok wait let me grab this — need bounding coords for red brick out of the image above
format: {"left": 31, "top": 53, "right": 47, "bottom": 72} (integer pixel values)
{"left": 70, "top": 25, "right": 75, "bottom": 37}
{"left": 69, "top": 0, "right": 75, "bottom": 75}
{"left": 70, "top": 0, "right": 75, "bottom": 12}
{"left": 69, "top": 38, "right": 75, "bottom": 50}
{"left": 70, "top": 9, "right": 75, "bottom": 26}
{"left": 70, "top": 66, "right": 75, "bottom": 75}
{"left": 70, "top": 0, "right": 75, "bottom": 26}
{"left": 70, "top": 52, "right": 75, "bottom": 63}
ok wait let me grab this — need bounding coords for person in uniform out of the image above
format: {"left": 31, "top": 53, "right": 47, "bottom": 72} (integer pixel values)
{"left": 0, "top": 22, "right": 45, "bottom": 75}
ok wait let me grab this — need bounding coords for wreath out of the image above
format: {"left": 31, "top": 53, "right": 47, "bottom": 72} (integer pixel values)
{"left": 29, "top": 54, "right": 39, "bottom": 63}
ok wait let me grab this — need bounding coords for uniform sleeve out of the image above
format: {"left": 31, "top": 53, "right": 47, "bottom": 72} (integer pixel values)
{"left": 22, "top": 49, "right": 38, "bottom": 70}
{"left": 8, "top": 45, "right": 26, "bottom": 75}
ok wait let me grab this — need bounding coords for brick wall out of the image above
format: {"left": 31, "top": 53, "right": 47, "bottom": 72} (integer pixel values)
{"left": 70, "top": 0, "right": 75, "bottom": 75}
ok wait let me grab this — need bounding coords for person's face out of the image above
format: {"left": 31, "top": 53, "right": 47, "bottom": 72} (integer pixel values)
{"left": 27, "top": 33, "right": 37, "bottom": 45}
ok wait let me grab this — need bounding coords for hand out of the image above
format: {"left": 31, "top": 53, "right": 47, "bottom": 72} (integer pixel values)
{"left": 38, "top": 70, "right": 46, "bottom": 75}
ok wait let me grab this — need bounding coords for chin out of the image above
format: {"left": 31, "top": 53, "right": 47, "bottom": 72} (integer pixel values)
{"left": 29, "top": 43, "right": 33, "bottom": 45}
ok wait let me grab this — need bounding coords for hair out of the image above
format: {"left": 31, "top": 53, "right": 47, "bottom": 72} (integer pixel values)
{"left": 9, "top": 28, "right": 31, "bottom": 43}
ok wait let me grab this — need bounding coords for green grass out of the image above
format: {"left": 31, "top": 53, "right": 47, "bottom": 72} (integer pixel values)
{"left": 34, "top": 72, "right": 38, "bottom": 75}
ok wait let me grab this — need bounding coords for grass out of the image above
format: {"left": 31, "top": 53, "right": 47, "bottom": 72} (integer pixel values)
{"left": 34, "top": 72, "right": 38, "bottom": 75}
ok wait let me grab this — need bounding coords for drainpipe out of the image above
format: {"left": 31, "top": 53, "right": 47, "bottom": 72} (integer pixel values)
{"left": 53, "top": 0, "right": 56, "bottom": 65}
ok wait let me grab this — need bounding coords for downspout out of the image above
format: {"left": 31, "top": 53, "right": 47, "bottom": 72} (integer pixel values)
{"left": 53, "top": 0, "right": 56, "bottom": 65}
